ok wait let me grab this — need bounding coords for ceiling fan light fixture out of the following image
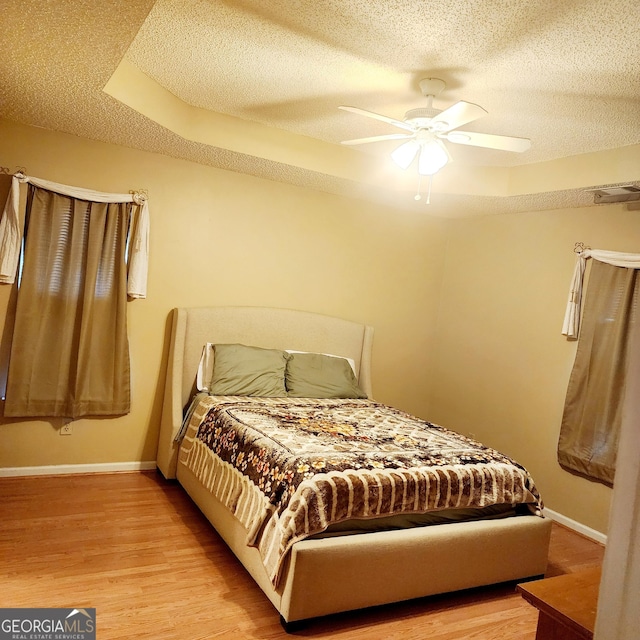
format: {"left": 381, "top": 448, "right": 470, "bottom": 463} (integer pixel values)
{"left": 418, "top": 139, "right": 449, "bottom": 176}
{"left": 390, "top": 139, "right": 420, "bottom": 169}
{"left": 340, "top": 77, "right": 531, "bottom": 201}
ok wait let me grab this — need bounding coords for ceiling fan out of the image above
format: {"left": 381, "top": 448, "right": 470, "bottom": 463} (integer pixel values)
{"left": 339, "top": 78, "right": 531, "bottom": 177}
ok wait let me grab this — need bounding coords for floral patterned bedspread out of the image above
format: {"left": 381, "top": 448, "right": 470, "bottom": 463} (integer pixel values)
{"left": 178, "top": 396, "right": 543, "bottom": 587}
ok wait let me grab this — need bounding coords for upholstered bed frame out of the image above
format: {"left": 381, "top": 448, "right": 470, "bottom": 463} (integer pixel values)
{"left": 156, "top": 306, "right": 552, "bottom": 626}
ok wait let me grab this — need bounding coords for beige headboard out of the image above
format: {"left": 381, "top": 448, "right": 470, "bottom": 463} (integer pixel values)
{"left": 156, "top": 306, "right": 374, "bottom": 478}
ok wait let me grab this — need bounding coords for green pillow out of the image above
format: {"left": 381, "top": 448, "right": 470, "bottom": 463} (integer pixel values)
{"left": 209, "top": 344, "right": 289, "bottom": 396}
{"left": 285, "top": 352, "right": 368, "bottom": 399}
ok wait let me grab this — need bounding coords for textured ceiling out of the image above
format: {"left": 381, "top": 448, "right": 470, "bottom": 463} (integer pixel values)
{"left": 2, "top": 0, "right": 640, "bottom": 216}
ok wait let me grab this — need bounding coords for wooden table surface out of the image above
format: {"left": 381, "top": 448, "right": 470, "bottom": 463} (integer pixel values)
{"left": 517, "top": 567, "right": 602, "bottom": 638}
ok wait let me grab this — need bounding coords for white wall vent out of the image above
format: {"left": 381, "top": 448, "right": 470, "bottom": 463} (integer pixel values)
{"left": 585, "top": 185, "right": 640, "bottom": 204}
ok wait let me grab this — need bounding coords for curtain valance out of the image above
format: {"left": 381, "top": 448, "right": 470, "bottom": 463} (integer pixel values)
{"left": 562, "top": 249, "right": 640, "bottom": 338}
{"left": 0, "top": 172, "right": 149, "bottom": 298}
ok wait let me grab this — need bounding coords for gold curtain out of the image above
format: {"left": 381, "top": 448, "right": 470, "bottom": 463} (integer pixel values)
{"left": 558, "top": 260, "right": 640, "bottom": 486}
{"left": 4, "top": 185, "right": 131, "bottom": 418}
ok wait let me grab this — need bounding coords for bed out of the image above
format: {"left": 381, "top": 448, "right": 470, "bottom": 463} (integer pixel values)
{"left": 156, "top": 306, "right": 551, "bottom": 628}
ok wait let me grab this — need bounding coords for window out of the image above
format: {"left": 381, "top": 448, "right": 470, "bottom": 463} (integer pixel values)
{"left": 558, "top": 259, "right": 640, "bottom": 486}
{"left": 0, "top": 173, "right": 149, "bottom": 419}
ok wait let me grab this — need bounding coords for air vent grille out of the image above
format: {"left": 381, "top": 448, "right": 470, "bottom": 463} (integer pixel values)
{"left": 584, "top": 185, "right": 640, "bottom": 204}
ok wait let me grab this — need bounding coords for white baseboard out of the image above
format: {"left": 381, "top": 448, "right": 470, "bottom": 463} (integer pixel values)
{"left": 0, "top": 461, "right": 157, "bottom": 477}
{"left": 544, "top": 507, "right": 608, "bottom": 545}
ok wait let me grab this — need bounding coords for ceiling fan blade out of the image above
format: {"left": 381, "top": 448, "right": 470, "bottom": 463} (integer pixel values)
{"left": 429, "top": 101, "right": 488, "bottom": 132}
{"left": 341, "top": 133, "right": 414, "bottom": 146}
{"left": 443, "top": 130, "right": 531, "bottom": 152}
{"left": 339, "top": 105, "right": 415, "bottom": 132}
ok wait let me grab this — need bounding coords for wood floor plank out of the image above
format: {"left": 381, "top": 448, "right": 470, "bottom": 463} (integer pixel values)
{"left": 0, "top": 471, "right": 604, "bottom": 639}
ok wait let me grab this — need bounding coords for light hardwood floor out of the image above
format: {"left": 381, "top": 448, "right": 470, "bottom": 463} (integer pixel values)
{"left": 0, "top": 471, "right": 604, "bottom": 640}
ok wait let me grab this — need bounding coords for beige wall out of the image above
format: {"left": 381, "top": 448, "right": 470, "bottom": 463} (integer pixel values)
{"left": 1, "top": 118, "right": 636, "bottom": 536}
{"left": 429, "top": 207, "right": 640, "bottom": 534}
{"left": 0, "top": 119, "right": 447, "bottom": 467}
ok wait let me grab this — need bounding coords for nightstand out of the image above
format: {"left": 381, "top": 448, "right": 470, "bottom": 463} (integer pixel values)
{"left": 517, "top": 567, "right": 601, "bottom": 639}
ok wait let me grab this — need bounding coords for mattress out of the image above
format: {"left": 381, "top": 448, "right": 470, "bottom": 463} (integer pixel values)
{"left": 178, "top": 395, "right": 544, "bottom": 587}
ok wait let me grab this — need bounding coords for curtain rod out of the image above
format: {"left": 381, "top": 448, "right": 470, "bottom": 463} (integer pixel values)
{"left": 1, "top": 169, "right": 148, "bottom": 204}
{"left": 574, "top": 242, "right": 591, "bottom": 254}
{"left": 0, "top": 166, "right": 27, "bottom": 175}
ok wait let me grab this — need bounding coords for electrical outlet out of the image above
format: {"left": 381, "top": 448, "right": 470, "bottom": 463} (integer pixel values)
{"left": 60, "top": 424, "right": 73, "bottom": 436}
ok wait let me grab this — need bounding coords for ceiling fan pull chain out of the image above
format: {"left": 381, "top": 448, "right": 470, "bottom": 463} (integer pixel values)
{"left": 414, "top": 174, "right": 423, "bottom": 200}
